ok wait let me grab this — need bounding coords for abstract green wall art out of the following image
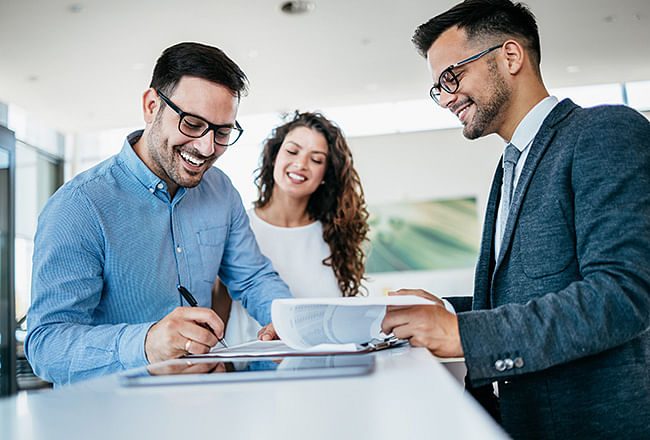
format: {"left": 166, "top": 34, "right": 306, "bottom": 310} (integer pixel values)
{"left": 365, "top": 197, "right": 480, "bottom": 273}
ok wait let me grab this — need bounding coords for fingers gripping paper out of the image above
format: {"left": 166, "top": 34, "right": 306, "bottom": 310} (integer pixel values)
{"left": 272, "top": 296, "right": 434, "bottom": 350}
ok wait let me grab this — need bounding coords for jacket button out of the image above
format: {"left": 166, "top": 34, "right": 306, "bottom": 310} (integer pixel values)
{"left": 504, "top": 358, "right": 514, "bottom": 370}
{"left": 514, "top": 357, "right": 524, "bottom": 368}
{"left": 494, "top": 359, "right": 506, "bottom": 372}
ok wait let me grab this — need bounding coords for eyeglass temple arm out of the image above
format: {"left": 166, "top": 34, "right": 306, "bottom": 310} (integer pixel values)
{"left": 455, "top": 44, "right": 503, "bottom": 68}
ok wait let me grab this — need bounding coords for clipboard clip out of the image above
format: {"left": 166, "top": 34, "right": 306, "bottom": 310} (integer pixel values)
{"left": 362, "top": 336, "right": 408, "bottom": 351}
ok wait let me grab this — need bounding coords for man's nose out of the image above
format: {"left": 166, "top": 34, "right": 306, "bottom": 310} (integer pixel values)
{"left": 192, "top": 131, "right": 215, "bottom": 157}
{"left": 439, "top": 89, "right": 457, "bottom": 109}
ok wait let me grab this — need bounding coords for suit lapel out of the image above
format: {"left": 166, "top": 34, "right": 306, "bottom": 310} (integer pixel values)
{"left": 473, "top": 162, "right": 502, "bottom": 310}
{"left": 492, "top": 99, "right": 579, "bottom": 278}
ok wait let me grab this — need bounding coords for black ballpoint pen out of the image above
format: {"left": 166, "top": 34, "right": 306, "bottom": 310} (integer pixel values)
{"left": 176, "top": 284, "right": 228, "bottom": 348}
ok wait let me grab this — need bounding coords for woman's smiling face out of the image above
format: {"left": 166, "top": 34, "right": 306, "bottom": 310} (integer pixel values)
{"left": 272, "top": 126, "right": 329, "bottom": 201}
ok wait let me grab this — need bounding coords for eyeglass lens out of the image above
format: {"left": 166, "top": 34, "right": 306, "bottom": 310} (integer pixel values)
{"left": 179, "top": 115, "right": 237, "bottom": 145}
{"left": 440, "top": 70, "right": 458, "bottom": 94}
{"left": 431, "top": 69, "right": 460, "bottom": 105}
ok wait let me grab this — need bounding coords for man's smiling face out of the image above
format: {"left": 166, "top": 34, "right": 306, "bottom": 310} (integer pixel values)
{"left": 145, "top": 76, "right": 239, "bottom": 191}
{"left": 427, "top": 27, "right": 511, "bottom": 140}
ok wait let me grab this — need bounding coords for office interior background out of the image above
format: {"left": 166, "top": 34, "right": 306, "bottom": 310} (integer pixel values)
{"left": 1, "top": 0, "right": 649, "bottom": 393}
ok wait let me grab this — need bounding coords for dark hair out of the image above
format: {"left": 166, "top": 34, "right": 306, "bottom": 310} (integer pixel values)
{"left": 412, "top": 0, "right": 541, "bottom": 72}
{"left": 150, "top": 42, "right": 248, "bottom": 98}
{"left": 255, "top": 111, "right": 369, "bottom": 297}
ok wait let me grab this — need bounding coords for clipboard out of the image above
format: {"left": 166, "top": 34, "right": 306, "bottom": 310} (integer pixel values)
{"left": 185, "top": 336, "right": 408, "bottom": 359}
{"left": 359, "top": 336, "right": 409, "bottom": 351}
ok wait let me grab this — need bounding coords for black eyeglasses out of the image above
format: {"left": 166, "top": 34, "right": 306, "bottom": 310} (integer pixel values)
{"left": 430, "top": 44, "right": 503, "bottom": 105}
{"left": 156, "top": 90, "right": 244, "bottom": 146}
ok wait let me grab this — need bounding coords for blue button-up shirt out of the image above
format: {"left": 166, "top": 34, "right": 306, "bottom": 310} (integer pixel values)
{"left": 25, "top": 131, "right": 292, "bottom": 385}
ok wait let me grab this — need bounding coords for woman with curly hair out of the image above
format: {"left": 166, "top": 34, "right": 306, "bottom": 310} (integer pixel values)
{"left": 224, "top": 111, "right": 369, "bottom": 344}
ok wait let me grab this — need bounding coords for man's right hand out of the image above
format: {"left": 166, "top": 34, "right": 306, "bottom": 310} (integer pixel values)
{"left": 381, "top": 289, "right": 463, "bottom": 358}
{"left": 144, "top": 307, "right": 225, "bottom": 365}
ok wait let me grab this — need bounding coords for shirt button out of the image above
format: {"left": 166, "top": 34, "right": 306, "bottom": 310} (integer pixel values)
{"left": 494, "top": 359, "right": 506, "bottom": 372}
{"left": 504, "top": 358, "right": 514, "bottom": 370}
{"left": 149, "top": 187, "right": 154, "bottom": 193}
{"left": 157, "top": 183, "right": 164, "bottom": 189}
{"left": 176, "top": 246, "right": 182, "bottom": 253}
{"left": 514, "top": 357, "right": 524, "bottom": 368}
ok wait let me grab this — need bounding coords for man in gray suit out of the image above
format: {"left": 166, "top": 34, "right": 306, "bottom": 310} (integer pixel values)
{"left": 381, "top": 1, "right": 650, "bottom": 438}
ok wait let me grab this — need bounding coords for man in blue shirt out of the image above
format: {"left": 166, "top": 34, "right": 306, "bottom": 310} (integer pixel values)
{"left": 25, "top": 42, "right": 292, "bottom": 385}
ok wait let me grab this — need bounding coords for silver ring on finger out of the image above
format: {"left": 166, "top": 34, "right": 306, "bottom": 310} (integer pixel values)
{"left": 185, "top": 338, "right": 192, "bottom": 353}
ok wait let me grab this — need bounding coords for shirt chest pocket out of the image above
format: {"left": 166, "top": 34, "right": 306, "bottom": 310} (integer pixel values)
{"left": 196, "top": 226, "right": 228, "bottom": 283}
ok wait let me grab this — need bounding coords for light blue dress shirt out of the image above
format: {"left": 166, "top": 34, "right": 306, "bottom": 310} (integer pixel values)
{"left": 494, "top": 95, "right": 559, "bottom": 258}
{"left": 25, "top": 130, "right": 292, "bottom": 385}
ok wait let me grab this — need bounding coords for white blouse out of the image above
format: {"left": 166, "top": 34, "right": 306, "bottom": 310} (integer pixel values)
{"left": 224, "top": 208, "right": 341, "bottom": 345}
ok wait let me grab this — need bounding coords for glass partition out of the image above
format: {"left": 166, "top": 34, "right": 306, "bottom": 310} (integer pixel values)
{"left": 0, "top": 125, "right": 16, "bottom": 396}
{"left": 14, "top": 142, "right": 63, "bottom": 321}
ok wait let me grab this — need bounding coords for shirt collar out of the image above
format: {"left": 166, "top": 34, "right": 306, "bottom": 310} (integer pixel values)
{"left": 508, "top": 95, "right": 559, "bottom": 152}
{"left": 118, "top": 130, "right": 178, "bottom": 197}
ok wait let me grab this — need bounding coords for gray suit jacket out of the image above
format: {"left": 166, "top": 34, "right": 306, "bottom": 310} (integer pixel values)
{"left": 454, "top": 99, "right": 650, "bottom": 439}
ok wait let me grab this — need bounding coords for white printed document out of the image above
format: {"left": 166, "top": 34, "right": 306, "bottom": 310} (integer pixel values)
{"left": 187, "top": 295, "right": 434, "bottom": 358}
{"left": 272, "top": 296, "right": 432, "bottom": 349}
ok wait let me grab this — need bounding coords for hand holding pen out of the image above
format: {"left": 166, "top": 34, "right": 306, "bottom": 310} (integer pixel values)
{"left": 177, "top": 284, "right": 228, "bottom": 349}
{"left": 143, "top": 285, "right": 227, "bottom": 365}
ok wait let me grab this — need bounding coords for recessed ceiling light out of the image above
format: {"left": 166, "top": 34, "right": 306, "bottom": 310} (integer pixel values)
{"left": 67, "top": 3, "right": 83, "bottom": 14}
{"left": 280, "top": 1, "right": 315, "bottom": 15}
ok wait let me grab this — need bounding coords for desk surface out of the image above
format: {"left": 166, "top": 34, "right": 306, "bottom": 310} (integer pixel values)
{"left": 1, "top": 347, "right": 507, "bottom": 439}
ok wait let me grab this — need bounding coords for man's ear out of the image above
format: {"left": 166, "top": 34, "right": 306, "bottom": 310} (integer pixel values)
{"left": 502, "top": 40, "right": 525, "bottom": 75}
{"left": 142, "top": 88, "right": 159, "bottom": 124}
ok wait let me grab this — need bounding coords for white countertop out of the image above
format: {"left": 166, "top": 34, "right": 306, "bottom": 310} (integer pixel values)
{"left": 1, "top": 347, "right": 507, "bottom": 439}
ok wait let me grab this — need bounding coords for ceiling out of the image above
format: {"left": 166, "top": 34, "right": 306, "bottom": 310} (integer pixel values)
{"left": 1, "top": 0, "right": 649, "bottom": 134}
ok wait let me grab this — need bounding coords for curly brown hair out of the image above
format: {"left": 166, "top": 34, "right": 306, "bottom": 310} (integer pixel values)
{"left": 254, "top": 111, "right": 369, "bottom": 297}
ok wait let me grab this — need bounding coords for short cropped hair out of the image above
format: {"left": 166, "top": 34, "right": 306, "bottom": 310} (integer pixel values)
{"left": 149, "top": 42, "right": 248, "bottom": 98}
{"left": 412, "top": 0, "right": 541, "bottom": 71}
